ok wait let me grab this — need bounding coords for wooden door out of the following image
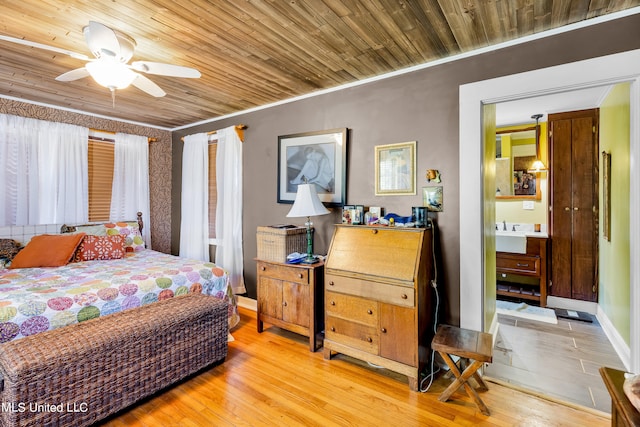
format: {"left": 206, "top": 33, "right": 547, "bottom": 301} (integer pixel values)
{"left": 258, "top": 277, "right": 283, "bottom": 320}
{"left": 549, "top": 109, "right": 599, "bottom": 301}
{"left": 282, "top": 280, "right": 309, "bottom": 328}
{"left": 379, "top": 303, "right": 416, "bottom": 366}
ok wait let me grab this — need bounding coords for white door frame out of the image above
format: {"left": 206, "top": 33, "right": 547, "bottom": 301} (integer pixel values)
{"left": 459, "top": 49, "right": 640, "bottom": 373}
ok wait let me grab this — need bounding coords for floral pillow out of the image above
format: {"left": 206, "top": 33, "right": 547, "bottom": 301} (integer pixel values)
{"left": 73, "top": 235, "right": 126, "bottom": 262}
{"left": 104, "top": 222, "right": 145, "bottom": 252}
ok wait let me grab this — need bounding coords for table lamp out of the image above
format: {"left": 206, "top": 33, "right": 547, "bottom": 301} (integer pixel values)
{"left": 286, "top": 183, "right": 330, "bottom": 263}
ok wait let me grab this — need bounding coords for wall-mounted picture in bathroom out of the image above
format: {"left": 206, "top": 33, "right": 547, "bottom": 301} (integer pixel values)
{"left": 513, "top": 156, "right": 536, "bottom": 196}
{"left": 423, "top": 186, "right": 443, "bottom": 212}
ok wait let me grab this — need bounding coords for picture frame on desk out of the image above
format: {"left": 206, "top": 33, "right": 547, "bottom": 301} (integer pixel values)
{"left": 342, "top": 205, "right": 355, "bottom": 224}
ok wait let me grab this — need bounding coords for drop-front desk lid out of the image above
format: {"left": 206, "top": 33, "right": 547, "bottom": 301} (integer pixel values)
{"left": 325, "top": 225, "right": 428, "bottom": 284}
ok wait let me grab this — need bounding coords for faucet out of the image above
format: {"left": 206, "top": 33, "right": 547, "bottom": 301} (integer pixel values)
{"left": 512, "top": 224, "right": 520, "bottom": 232}
{"left": 502, "top": 220, "right": 506, "bottom": 231}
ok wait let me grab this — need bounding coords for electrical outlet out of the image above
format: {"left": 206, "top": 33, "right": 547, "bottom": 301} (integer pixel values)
{"left": 522, "top": 201, "right": 535, "bottom": 210}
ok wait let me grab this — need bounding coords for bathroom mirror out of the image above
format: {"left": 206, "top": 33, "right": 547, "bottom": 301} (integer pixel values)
{"left": 495, "top": 126, "right": 541, "bottom": 200}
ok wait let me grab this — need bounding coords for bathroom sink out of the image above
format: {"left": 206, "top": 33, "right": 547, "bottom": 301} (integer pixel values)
{"left": 495, "top": 231, "right": 527, "bottom": 254}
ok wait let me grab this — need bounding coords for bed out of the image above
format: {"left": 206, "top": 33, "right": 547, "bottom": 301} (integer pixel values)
{"left": 0, "top": 215, "right": 237, "bottom": 426}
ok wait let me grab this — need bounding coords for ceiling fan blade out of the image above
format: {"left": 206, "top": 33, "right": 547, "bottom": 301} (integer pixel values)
{"left": 131, "top": 73, "right": 166, "bottom": 97}
{"left": 0, "top": 34, "right": 89, "bottom": 60}
{"left": 84, "top": 21, "right": 122, "bottom": 59}
{"left": 131, "top": 61, "right": 201, "bottom": 78}
{"left": 55, "top": 67, "right": 90, "bottom": 82}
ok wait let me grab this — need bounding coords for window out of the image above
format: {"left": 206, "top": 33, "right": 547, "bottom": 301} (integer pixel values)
{"left": 208, "top": 142, "right": 217, "bottom": 240}
{"left": 88, "top": 139, "right": 114, "bottom": 222}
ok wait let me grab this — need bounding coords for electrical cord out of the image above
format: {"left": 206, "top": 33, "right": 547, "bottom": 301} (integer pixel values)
{"left": 420, "top": 218, "right": 440, "bottom": 392}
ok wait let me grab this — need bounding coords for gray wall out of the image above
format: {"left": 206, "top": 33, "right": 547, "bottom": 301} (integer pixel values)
{"left": 172, "top": 14, "right": 640, "bottom": 325}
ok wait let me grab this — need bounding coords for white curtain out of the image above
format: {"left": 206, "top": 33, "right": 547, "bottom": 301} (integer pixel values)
{"left": 215, "top": 126, "right": 245, "bottom": 294}
{"left": 179, "top": 132, "right": 209, "bottom": 261}
{"left": 0, "top": 114, "right": 88, "bottom": 226}
{"left": 110, "top": 133, "right": 151, "bottom": 248}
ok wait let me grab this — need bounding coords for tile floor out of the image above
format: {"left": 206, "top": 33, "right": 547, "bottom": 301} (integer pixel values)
{"left": 484, "top": 312, "right": 626, "bottom": 413}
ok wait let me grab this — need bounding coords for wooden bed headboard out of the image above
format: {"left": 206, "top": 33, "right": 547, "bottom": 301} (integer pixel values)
{"left": 60, "top": 212, "right": 144, "bottom": 234}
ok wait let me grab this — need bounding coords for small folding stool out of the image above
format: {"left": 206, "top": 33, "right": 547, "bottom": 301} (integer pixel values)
{"left": 431, "top": 324, "right": 493, "bottom": 416}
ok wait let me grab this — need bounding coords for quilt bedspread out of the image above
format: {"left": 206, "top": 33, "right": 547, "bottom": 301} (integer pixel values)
{"left": 0, "top": 250, "right": 238, "bottom": 343}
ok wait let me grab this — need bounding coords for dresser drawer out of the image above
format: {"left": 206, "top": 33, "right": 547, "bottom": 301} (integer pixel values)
{"left": 325, "top": 273, "right": 414, "bottom": 307}
{"left": 326, "top": 291, "right": 377, "bottom": 325}
{"left": 325, "top": 315, "right": 378, "bottom": 353}
{"left": 496, "top": 253, "right": 540, "bottom": 276}
{"left": 257, "top": 261, "right": 309, "bottom": 284}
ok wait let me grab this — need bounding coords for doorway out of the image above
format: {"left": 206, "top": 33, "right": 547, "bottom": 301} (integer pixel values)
{"left": 459, "top": 49, "right": 640, "bottom": 373}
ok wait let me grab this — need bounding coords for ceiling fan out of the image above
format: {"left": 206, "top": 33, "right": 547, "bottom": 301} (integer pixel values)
{"left": 0, "top": 21, "right": 200, "bottom": 101}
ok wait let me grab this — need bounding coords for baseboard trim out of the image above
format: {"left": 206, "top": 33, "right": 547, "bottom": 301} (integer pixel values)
{"left": 546, "top": 296, "right": 598, "bottom": 314}
{"left": 237, "top": 296, "right": 257, "bottom": 312}
{"left": 596, "top": 305, "right": 631, "bottom": 372}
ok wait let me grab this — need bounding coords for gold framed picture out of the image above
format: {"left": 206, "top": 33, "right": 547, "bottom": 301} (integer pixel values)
{"left": 602, "top": 151, "right": 611, "bottom": 241}
{"left": 374, "top": 141, "right": 416, "bottom": 195}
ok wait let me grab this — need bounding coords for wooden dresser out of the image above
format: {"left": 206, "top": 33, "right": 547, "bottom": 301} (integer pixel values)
{"left": 496, "top": 237, "right": 548, "bottom": 307}
{"left": 323, "top": 225, "right": 434, "bottom": 390}
{"left": 256, "top": 259, "right": 324, "bottom": 352}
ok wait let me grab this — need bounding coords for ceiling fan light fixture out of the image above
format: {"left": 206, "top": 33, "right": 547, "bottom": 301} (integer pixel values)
{"left": 86, "top": 59, "right": 136, "bottom": 90}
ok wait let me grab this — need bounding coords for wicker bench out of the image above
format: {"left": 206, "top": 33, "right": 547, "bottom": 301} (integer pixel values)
{"left": 0, "top": 294, "right": 228, "bottom": 427}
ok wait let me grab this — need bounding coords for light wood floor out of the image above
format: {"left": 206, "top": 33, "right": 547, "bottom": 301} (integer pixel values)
{"left": 485, "top": 312, "right": 626, "bottom": 413}
{"left": 100, "top": 308, "right": 610, "bottom": 426}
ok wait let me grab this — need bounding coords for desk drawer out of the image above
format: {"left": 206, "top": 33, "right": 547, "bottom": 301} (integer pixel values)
{"left": 325, "top": 274, "right": 414, "bottom": 307}
{"left": 326, "top": 291, "right": 377, "bottom": 325}
{"left": 257, "top": 261, "right": 309, "bottom": 284}
{"left": 496, "top": 254, "right": 540, "bottom": 276}
{"left": 325, "top": 315, "right": 378, "bottom": 353}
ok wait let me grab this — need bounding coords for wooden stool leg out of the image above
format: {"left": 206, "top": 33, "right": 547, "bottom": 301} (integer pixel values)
{"left": 437, "top": 352, "right": 491, "bottom": 416}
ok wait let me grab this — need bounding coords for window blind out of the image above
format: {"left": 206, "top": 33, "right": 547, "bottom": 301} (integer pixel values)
{"left": 208, "top": 142, "right": 218, "bottom": 239}
{"left": 88, "top": 140, "right": 114, "bottom": 222}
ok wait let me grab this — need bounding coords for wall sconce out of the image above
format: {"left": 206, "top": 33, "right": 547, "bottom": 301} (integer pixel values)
{"left": 529, "top": 113, "right": 547, "bottom": 172}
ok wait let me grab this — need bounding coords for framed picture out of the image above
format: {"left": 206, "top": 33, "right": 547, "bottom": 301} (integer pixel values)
{"left": 354, "top": 205, "right": 364, "bottom": 225}
{"left": 368, "top": 206, "right": 383, "bottom": 220}
{"left": 375, "top": 141, "right": 416, "bottom": 195}
{"left": 423, "top": 186, "right": 443, "bottom": 212}
{"left": 277, "top": 128, "right": 348, "bottom": 206}
{"left": 602, "top": 151, "right": 611, "bottom": 241}
{"left": 342, "top": 205, "right": 355, "bottom": 224}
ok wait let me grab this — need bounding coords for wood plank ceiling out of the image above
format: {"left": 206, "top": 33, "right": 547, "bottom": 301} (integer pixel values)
{"left": 0, "top": 1, "right": 638, "bottom": 129}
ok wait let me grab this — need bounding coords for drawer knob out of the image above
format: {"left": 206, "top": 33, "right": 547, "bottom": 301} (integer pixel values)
{"left": 329, "top": 281, "right": 335, "bottom": 286}
{"left": 330, "top": 327, "right": 335, "bottom": 332}
{"left": 367, "top": 337, "right": 373, "bottom": 343}
{"left": 330, "top": 301, "right": 336, "bottom": 306}
{"left": 401, "top": 294, "right": 408, "bottom": 299}
{"left": 367, "top": 309, "right": 373, "bottom": 315}
{"left": 381, "top": 327, "right": 387, "bottom": 333}
{"left": 298, "top": 273, "right": 303, "bottom": 279}
{"left": 372, "top": 229, "right": 378, "bottom": 234}
{"left": 261, "top": 266, "right": 266, "bottom": 271}
{"left": 282, "top": 301, "right": 287, "bottom": 307}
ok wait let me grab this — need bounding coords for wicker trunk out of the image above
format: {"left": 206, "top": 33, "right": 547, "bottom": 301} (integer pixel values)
{"left": 0, "top": 294, "right": 228, "bottom": 427}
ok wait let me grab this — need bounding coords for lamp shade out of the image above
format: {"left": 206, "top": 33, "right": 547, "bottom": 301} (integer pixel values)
{"left": 286, "top": 184, "right": 330, "bottom": 218}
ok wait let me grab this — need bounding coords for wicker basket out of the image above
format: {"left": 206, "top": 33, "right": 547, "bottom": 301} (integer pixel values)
{"left": 256, "top": 225, "right": 308, "bottom": 262}
{"left": 0, "top": 294, "right": 228, "bottom": 427}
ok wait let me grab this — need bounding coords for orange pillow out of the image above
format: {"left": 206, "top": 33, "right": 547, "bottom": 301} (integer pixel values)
{"left": 9, "top": 233, "right": 86, "bottom": 269}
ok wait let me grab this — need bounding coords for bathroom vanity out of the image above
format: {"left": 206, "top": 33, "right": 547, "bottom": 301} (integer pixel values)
{"left": 496, "top": 235, "right": 548, "bottom": 307}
